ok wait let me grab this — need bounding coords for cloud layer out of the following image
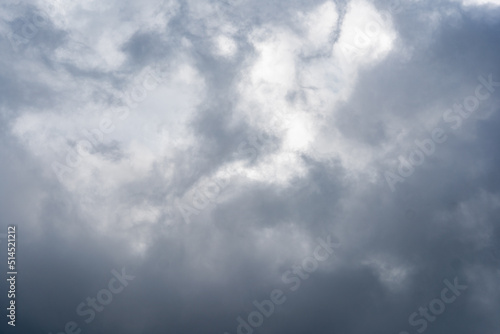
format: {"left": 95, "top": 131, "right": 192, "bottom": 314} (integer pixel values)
{"left": 0, "top": 0, "right": 500, "bottom": 333}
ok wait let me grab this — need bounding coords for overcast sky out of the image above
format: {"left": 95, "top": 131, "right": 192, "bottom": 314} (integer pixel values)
{"left": 1, "top": 0, "right": 500, "bottom": 333}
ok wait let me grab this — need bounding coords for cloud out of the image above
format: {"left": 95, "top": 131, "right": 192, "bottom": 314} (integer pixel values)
{"left": 0, "top": 0, "right": 500, "bottom": 333}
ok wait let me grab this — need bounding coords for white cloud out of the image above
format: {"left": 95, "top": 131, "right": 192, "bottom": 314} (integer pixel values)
{"left": 213, "top": 34, "right": 238, "bottom": 58}
{"left": 295, "top": 1, "right": 339, "bottom": 55}
{"left": 460, "top": 0, "right": 500, "bottom": 6}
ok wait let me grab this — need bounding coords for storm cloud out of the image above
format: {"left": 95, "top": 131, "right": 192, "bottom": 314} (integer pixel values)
{"left": 0, "top": 0, "right": 500, "bottom": 333}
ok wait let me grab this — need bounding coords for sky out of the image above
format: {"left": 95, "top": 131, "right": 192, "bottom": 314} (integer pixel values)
{"left": 0, "top": 0, "right": 500, "bottom": 333}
